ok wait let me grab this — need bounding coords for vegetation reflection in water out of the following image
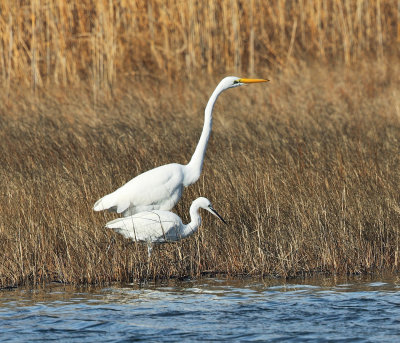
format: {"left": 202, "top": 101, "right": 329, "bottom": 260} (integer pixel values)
{"left": 0, "top": 275, "right": 400, "bottom": 342}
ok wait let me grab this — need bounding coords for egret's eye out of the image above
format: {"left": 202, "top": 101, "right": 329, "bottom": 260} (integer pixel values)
{"left": 233, "top": 80, "right": 240, "bottom": 84}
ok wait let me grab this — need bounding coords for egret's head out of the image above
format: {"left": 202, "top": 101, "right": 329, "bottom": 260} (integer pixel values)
{"left": 195, "top": 197, "right": 227, "bottom": 224}
{"left": 219, "top": 76, "right": 269, "bottom": 91}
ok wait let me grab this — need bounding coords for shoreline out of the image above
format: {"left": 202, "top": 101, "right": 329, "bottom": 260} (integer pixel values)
{"left": 1, "top": 61, "right": 399, "bottom": 288}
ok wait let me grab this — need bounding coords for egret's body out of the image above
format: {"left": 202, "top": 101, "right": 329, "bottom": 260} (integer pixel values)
{"left": 105, "top": 197, "right": 226, "bottom": 247}
{"left": 97, "top": 163, "right": 186, "bottom": 215}
{"left": 94, "top": 77, "right": 268, "bottom": 217}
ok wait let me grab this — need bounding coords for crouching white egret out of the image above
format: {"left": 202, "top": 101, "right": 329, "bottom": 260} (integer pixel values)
{"left": 94, "top": 77, "right": 268, "bottom": 217}
{"left": 105, "top": 197, "right": 226, "bottom": 257}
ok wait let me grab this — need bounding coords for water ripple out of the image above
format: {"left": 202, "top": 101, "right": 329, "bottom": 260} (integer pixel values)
{"left": 1, "top": 276, "right": 400, "bottom": 342}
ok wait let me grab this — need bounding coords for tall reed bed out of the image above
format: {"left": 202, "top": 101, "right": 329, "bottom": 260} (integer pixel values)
{"left": 0, "top": 61, "right": 399, "bottom": 287}
{"left": 0, "top": 0, "right": 398, "bottom": 93}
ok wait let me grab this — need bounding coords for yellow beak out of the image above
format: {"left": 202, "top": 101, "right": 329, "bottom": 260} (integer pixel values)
{"left": 239, "top": 78, "right": 269, "bottom": 83}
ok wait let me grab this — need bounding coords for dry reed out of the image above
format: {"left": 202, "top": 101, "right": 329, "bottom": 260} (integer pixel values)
{"left": 0, "top": 59, "right": 399, "bottom": 287}
{"left": 0, "top": 0, "right": 398, "bottom": 94}
{"left": 0, "top": 0, "right": 399, "bottom": 287}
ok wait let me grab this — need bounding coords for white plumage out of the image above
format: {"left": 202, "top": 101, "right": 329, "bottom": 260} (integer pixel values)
{"left": 95, "top": 163, "right": 184, "bottom": 215}
{"left": 105, "top": 197, "right": 226, "bottom": 244}
{"left": 94, "top": 77, "right": 268, "bottom": 217}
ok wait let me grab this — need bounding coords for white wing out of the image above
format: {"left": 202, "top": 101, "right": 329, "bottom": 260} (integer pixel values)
{"left": 105, "top": 210, "right": 184, "bottom": 243}
{"left": 94, "top": 163, "right": 185, "bottom": 216}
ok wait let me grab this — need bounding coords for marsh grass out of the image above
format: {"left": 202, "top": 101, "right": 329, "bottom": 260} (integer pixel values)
{"left": 0, "top": 0, "right": 398, "bottom": 95}
{"left": 1, "top": 59, "right": 399, "bottom": 287}
{"left": 0, "top": 0, "right": 399, "bottom": 287}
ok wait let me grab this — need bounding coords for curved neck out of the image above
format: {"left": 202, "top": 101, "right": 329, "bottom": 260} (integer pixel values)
{"left": 184, "top": 83, "right": 226, "bottom": 185}
{"left": 182, "top": 204, "right": 202, "bottom": 237}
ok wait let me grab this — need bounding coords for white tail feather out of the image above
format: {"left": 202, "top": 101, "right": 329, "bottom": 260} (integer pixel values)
{"left": 93, "top": 194, "right": 117, "bottom": 212}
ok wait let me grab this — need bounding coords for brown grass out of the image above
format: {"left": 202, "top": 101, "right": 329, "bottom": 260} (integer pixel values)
{"left": 0, "top": 0, "right": 399, "bottom": 287}
{"left": 0, "top": 0, "right": 398, "bottom": 94}
{"left": 0, "top": 58, "right": 399, "bottom": 287}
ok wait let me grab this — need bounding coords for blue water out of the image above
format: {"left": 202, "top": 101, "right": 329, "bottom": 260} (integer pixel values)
{"left": 1, "top": 277, "right": 400, "bottom": 342}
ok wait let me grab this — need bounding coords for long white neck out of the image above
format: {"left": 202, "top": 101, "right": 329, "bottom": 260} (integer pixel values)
{"left": 181, "top": 203, "right": 202, "bottom": 238}
{"left": 184, "top": 83, "right": 226, "bottom": 186}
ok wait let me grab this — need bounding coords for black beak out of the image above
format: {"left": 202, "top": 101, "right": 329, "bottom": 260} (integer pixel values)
{"left": 210, "top": 207, "right": 227, "bottom": 225}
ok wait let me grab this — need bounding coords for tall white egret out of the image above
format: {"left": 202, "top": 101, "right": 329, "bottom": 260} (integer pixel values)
{"left": 94, "top": 77, "right": 268, "bottom": 216}
{"left": 105, "top": 197, "right": 226, "bottom": 256}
